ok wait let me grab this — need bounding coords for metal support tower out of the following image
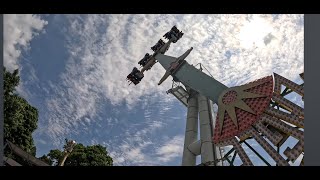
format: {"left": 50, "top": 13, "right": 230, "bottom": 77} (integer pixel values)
{"left": 130, "top": 26, "right": 304, "bottom": 166}
{"left": 198, "top": 94, "right": 220, "bottom": 166}
{"left": 169, "top": 83, "right": 222, "bottom": 166}
{"left": 182, "top": 88, "right": 198, "bottom": 166}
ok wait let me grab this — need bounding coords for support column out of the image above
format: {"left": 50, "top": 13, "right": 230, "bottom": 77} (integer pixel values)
{"left": 182, "top": 89, "right": 198, "bottom": 166}
{"left": 198, "top": 95, "right": 220, "bottom": 165}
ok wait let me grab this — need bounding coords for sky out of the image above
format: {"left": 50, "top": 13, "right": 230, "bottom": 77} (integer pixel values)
{"left": 3, "top": 14, "right": 304, "bottom": 166}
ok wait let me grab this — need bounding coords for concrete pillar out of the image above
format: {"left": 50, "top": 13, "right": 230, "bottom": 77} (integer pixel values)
{"left": 182, "top": 89, "right": 198, "bottom": 166}
{"left": 198, "top": 95, "right": 221, "bottom": 165}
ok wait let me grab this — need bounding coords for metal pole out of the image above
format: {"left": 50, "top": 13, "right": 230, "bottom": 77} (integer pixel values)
{"left": 59, "top": 140, "right": 76, "bottom": 166}
{"left": 59, "top": 152, "right": 70, "bottom": 166}
{"left": 243, "top": 140, "right": 271, "bottom": 166}
{"left": 226, "top": 157, "right": 233, "bottom": 166}
{"left": 198, "top": 95, "right": 219, "bottom": 165}
{"left": 182, "top": 88, "right": 198, "bottom": 166}
{"left": 230, "top": 151, "right": 237, "bottom": 165}
{"left": 222, "top": 148, "right": 235, "bottom": 166}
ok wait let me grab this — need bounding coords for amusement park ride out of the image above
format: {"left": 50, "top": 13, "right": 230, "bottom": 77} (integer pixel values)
{"left": 126, "top": 26, "right": 304, "bottom": 166}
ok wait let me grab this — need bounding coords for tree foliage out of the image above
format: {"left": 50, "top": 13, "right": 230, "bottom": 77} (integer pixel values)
{"left": 3, "top": 67, "right": 113, "bottom": 167}
{"left": 40, "top": 143, "right": 113, "bottom": 166}
{"left": 4, "top": 67, "right": 38, "bottom": 157}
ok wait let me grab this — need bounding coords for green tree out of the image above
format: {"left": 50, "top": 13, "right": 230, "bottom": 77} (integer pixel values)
{"left": 4, "top": 67, "right": 38, "bottom": 158}
{"left": 40, "top": 143, "right": 113, "bottom": 166}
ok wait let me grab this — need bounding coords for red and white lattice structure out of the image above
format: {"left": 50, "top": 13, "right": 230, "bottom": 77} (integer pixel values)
{"left": 213, "top": 73, "right": 304, "bottom": 166}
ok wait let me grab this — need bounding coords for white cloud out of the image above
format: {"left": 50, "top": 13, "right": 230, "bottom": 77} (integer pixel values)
{"left": 108, "top": 119, "right": 165, "bottom": 166}
{"left": 109, "top": 134, "right": 184, "bottom": 166}
{"left": 3, "top": 14, "right": 48, "bottom": 101}
{"left": 3, "top": 14, "right": 48, "bottom": 72}
{"left": 63, "top": 14, "right": 303, "bottom": 106}
{"left": 45, "top": 14, "right": 302, "bottom": 134}
{"left": 37, "top": 139, "right": 47, "bottom": 145}
{"left": 155, "top": 135, "right": 184, "bottom": 163}
{"left": 106, "top": 95, "right": 185, "bottom": 166}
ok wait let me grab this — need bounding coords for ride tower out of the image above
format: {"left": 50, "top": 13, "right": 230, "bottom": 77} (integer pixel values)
{"left": 126, "top": 26, "right": 304, "bottom": 166}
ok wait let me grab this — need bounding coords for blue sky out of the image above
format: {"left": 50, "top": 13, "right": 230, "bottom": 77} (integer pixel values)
{"left": 4, "top": 14, "right": 304, "bottom": 166}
